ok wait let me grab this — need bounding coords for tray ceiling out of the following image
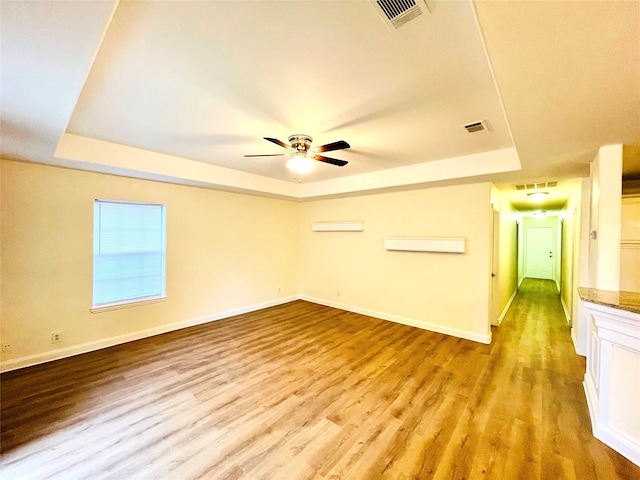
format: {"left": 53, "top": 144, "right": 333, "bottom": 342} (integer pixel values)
{"left": 2, "top": 0, "right": 638, "bottom": 200}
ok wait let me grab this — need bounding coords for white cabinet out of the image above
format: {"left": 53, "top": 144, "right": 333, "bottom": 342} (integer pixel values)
{"left": 581, "top": 292, "right": 640, "bottom": 467}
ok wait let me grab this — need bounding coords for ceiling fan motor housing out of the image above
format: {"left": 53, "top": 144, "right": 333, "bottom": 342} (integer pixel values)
{"left": 288, "top": 134, "right": 313, "bottom": 152}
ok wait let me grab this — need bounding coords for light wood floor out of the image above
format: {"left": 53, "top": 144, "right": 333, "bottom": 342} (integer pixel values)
{"left": 1, "top": 279, "right": 638, "bottom": 479}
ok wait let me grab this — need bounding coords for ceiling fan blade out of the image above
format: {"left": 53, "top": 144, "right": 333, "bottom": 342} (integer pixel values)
{"left": 244, "top": 154, "right": 287, "bottom": 157}
{"left": 264, "top": 137, "right": 291, "bottom": 150}
{"left": 312, "top": 154, "right": 348, "bottom": 167}
{"left": 313, "top": 140, "right": 350, "bottom": 153}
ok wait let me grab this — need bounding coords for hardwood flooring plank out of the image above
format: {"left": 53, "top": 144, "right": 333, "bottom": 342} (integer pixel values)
{"left": 1, "top": 282, "right": 639, "bottom": 479}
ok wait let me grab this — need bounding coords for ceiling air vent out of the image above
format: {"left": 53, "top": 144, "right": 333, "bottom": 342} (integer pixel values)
{"left": 463, "top": 120, "right": 490, "bottom": 134}
{"left": 514, "top": 181, "right": 558, "bottom": 191}
{"left": 370, "top": 0, "right": 430, "bottom": 29}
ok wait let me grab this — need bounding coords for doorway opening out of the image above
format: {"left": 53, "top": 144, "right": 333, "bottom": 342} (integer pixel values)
{"left": 519, "top": 214, "right": 560, "bottom": 291}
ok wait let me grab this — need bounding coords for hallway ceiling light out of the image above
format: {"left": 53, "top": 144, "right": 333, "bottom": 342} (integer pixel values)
{"left": 527, "top": 191, "right": 549, "bottom": 202}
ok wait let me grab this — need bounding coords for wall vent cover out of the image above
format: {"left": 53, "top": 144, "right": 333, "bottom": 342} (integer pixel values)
{"left": 463, "top": 120, "right": 490, "bottom": 133}
{"left": 370, "top": 0, "right": 429, "bottom": 29}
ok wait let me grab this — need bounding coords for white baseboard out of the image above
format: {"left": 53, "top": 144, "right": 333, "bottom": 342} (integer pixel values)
{"left": 571, "top": 327, "right": 585, "bottom": 356}
{"left": 494, "top": 288, "right": 517, "bottom": 327}
{"left": 594, "top": 422, "right": 640, "bottom": 467}
{"left": 0, "top": 296, "right": 298, "bottom": 373}
{"left": 561, "top": 296, "right": 571, "bottom": 325}
{"left": 300, "top": 295, "right": 492, "bottom": 344}
{"left": 555, "top": 279, "right": 561, "bottom": 293}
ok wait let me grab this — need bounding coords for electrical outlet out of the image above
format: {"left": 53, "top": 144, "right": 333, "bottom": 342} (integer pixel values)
{"left": 278, "top": 287, "right": 282, "bottom": 294}
{"left": 337, "top": 290, "right": 341, "bottom": 297}
{"left": 51, "top": 332, "right": 62, "bottom": 344}
{"left": 2, "top": 343, "right": 12, "bottom": 351}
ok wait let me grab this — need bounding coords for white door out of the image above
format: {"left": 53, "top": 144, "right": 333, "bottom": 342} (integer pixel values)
{"left": 525, "top": 227, "right": 554, "bottom": 279}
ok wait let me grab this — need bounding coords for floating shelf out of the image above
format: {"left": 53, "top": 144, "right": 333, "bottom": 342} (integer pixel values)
{"left": 384, "top": 237, "right": 466, "bottom": 253}
{"left": 312, "top": 221, "right": 364, "bottom": 232}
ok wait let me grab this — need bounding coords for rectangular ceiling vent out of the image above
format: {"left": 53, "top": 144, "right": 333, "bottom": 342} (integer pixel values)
{"left": 463, "top": 120, "right": 490, "bottom": 134}
{"left": 515, "top": 181, "right": 558, "bottom": 191}
{"left": 371, "top": 0, "right": 430, "bottom": 29}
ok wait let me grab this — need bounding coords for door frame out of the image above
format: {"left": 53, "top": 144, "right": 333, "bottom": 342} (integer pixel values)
{"left": 522, "top": 215, "right": 559, "bottom": 284}
{"left": 489, "top": 206, "right": 500, "bottom": 326}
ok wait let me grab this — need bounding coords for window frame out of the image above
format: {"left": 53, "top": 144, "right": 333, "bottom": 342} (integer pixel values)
{"left": 91, "top": 199, "right": 167, "bottom": 312}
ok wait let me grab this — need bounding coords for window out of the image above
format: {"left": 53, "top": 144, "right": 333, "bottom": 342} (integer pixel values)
{"left": 93, "top": 200, "right": 166, "bottom": 309}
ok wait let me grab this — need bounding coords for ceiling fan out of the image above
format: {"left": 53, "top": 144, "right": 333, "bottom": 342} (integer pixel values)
{"left": 245, "top": 135, "right": 350, "bottom": 176}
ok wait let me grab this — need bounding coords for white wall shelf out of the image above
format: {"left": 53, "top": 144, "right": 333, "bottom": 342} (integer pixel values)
{"left": 311, "top": 221, "right": 364, "bottom": 232}
{"left": 384, "top": 237, "right": 466, "bottom": 253}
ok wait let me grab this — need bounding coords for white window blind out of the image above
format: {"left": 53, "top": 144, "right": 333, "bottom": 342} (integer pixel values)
{"left": 93, "top": 200, "right": 166, "bottom": 308}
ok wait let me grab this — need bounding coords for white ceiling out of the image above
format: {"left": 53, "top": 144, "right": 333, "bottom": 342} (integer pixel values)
{"left": 2, "top": 0, "right": 639, "bottom": 208}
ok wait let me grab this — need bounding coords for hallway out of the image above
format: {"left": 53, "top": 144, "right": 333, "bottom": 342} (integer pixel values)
{"left": 490, "top": 278, "right": 638, "bottom": 478}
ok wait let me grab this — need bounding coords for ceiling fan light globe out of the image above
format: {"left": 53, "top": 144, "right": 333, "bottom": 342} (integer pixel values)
{"left": 287, "top": 155, "right": 314, "bottom": 174}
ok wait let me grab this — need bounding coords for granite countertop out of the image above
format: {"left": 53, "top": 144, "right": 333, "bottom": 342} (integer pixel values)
{"left": 578, "top": 287, "right": 640, "bottom": 315}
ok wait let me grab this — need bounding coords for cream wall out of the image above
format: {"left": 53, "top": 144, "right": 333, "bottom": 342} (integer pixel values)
{"left": 517, "top": 219, "right": 525, "bottom": 287}
{"left": 1, "top": 160, "right": 499, "bottom": 370}
{"left": 620, "top": 195, "right": 640, "bottom": 291}
{"left": 561, "top": 200, "right": 575, "bottom": 322}
{"left": 298, "top": 183, "right": 493, "bottom": 343}
{"left": 1, "top": 160, "right": 300, "bottom": 370}
{"left": 490, "top": 185, "right": 519, "bottom": 325}
{"left": 589, "top": 145, "right": 623, "bottom": 291}
{"left": 555, "top": 215, "right": 562, "bottom": 290}
{"left": 574, "top": 179, "right": 591, "bottom": 356}
{"left": 0, "top": 160, "right": 3, "bottom": 350}
{"left": 560, "top": 181, "right": 584, "bottom": 328}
